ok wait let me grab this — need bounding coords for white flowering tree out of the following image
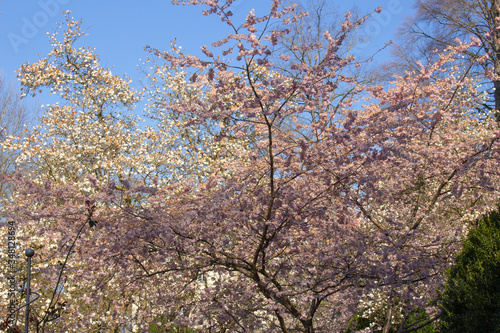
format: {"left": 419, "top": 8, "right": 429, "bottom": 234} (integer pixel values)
{"left": 0, "top": 11, "right": 252, "bottom": 331}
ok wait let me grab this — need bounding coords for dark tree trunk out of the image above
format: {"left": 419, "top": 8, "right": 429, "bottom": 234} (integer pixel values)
{"left": 494, "top": 80, "right": 500, "bottom": 121}
{"left": 302, "top": 319, "right": 314, "bottom": 333}
{"left": 491, "top": 0, "right": 500, "bottom": 120}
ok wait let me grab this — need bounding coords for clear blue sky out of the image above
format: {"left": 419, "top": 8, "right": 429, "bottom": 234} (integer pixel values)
{"left": 0, "top": 0, "right": 410, "bottom": 106}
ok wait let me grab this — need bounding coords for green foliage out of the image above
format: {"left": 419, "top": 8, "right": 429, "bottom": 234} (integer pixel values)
{"left": 345, "top": 307, "right": 437, "bottom": 333}
{"left": 345, "top": 311, "right": 372, "bottom": 332}
{"left": 439, "top": 208, "right": 500, "bottom": 332}
{"left": 403, "top": 309, "right": 438, "bottom": 333}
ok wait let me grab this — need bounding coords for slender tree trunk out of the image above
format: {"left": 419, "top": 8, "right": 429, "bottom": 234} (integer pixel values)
{"left": 494, "top": 81, "right": 500, "bottom": 120}
{"left": 302, "top": 319, "right": 314, "bottom": 333}
{"left": 275, "top": 311, "right": 289, "bottom": 333}
{"left": 491, "top": 0, "right": 500, "bottom": 120}
{"left": 382, "top": 302, "right": 394, "bottom": 333}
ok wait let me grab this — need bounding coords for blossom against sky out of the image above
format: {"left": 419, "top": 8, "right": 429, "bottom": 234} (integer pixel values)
{"left": 1, "top": 0, "right": 407, "bottom": 82}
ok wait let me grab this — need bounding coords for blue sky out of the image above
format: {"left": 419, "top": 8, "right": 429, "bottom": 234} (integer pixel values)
{"left": 0, "top": 0, "right": 410, "bottom": 107}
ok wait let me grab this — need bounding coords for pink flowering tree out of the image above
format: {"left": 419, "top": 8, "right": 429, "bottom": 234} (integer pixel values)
{"left": 2, "top": 1, "right": 500, "bottom": 332}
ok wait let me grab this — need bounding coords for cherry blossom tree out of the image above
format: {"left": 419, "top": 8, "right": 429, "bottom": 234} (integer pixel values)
{"left": 135, "top": 2, "right": 500, "bottom": 331}
{"left": 2, "top": 1, "right": 500, "bottom": 332}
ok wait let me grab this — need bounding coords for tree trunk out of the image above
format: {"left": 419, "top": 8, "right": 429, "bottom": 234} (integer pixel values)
{"left": 494, "top": 80, "right": 500, "bottom": 121}
{"left": 302, "top": 319, "right": 314, "bottom": 333}
{"left": 382, "top": 302, "right": 394, "bottom": 333}
{"left": 491, "top": 0, "right": 500, "bottom": 121}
